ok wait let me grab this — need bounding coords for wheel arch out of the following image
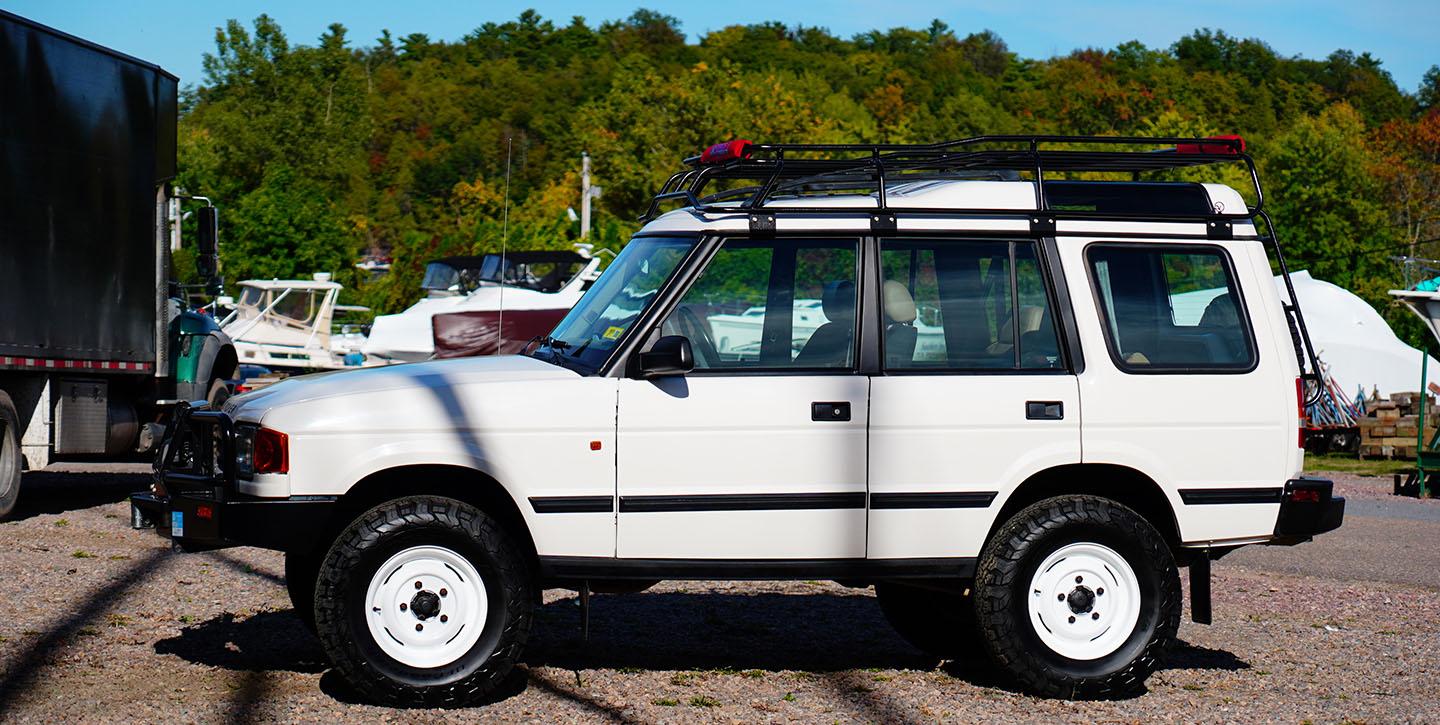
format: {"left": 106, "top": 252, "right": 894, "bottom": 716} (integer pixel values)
{"left": 987, "top": 463, "right": 1181, "bottom": 552}
{"left": 314, "top": 464, "right": 538, "bottom": 570}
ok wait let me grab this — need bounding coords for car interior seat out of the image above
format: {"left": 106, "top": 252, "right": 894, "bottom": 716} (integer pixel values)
{"left": 793, "top": 280, "right": 855, "bottom": 367}
{"left": 882, "top": 280, "right": 918, "bottom": 366}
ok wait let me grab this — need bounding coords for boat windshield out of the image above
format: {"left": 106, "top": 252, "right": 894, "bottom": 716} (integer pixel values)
{"left": 530, "top": 236, "right": 696, "bottom": 372}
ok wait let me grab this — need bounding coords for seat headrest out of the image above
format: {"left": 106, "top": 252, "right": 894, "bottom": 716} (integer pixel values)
{"left": 882, "top": 280, "right": 917, "bottom": 324}
{"left": 821, "top": 280, "right": 855, "bottom": 322}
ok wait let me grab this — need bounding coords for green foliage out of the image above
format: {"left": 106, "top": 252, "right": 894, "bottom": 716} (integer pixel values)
{"left": 178, "top": 10, "right": 1438, "bottom": 361}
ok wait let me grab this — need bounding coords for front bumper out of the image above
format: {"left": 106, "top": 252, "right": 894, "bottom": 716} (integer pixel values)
{"left": 131, "top": 491, "right": 337, "bottom": 552}
{"left": 131, "top": 400, "right": 337, "bottom": 553}
{"left": 1272, "top": 477, "right": 1345, "bottom": 543}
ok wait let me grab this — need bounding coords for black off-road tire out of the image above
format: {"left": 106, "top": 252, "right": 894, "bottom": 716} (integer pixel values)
{"left": 0, "top": 391, "right": 21, "bottom": 520}
{"left": 313, "top": 496, "right": 534, "bottom": 707}
{"left": 284, "top": 550, "right": 321, "bottom": 634}
{"left": 974, "top": 495, "right": 1180, "bottom": 699}
{"left": 875, "top": 581, "right": 979, "bottom": 658}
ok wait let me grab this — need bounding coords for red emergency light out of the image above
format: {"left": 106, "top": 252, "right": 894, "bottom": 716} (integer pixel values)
{"left": 1176, "top": 135, "right": 1245, "bottom": 155}
{"left": 699, "top": 139, "right": 753, "bottom": 164}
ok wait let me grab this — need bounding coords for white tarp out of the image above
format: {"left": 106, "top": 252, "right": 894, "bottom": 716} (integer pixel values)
{"left": 1176, "top": 270, "right": 1439, "bottom": 398}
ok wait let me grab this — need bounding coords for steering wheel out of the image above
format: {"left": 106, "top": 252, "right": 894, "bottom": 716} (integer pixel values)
{"left": 675, "top": 306, "right": 721, "bottom": 367}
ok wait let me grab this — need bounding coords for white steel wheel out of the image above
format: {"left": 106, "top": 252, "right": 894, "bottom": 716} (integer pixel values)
{"left": 364, "top": 545, "right": 488, "bottom": 669}
{"left": 1026, "top": 541, "right": 1140, "bottom": 661}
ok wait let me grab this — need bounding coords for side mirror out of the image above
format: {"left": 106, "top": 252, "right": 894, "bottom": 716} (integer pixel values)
{"left": 196, "top": 206, "right": 219, "bottom": 255}
{"left": 195, "top": 205, "right": 219, "bottom": 280}
{"left": 638, "top": 335, "right": 694, "bottom": 378}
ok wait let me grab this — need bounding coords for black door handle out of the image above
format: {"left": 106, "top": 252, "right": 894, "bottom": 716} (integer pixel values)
{"left": 812, "top": 401, "right": 851, "bottom": 421}
{"left": 1026, "top": 401, "right": 1064, "bottom": 420}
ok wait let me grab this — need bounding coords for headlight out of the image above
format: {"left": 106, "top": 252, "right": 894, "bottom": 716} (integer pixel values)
{"left": 234, "top": 425, "right": 288, "bottom": 479}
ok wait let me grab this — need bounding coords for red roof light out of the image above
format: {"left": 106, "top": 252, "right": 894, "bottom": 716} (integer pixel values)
{"left": 1176, "top": 135, "right": 1245, "bottom": 155}
{"left": 699, "top": 139, "right": 753, "bottom": 165}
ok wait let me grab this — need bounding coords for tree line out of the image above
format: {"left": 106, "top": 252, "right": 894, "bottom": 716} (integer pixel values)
{"left": 174, "top": 9, "right": 1440, "bottom": 355}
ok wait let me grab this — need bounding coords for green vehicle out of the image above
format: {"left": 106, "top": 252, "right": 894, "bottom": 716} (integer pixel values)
{"left": 0, "top": 10, "right": 237, "bottom": 518}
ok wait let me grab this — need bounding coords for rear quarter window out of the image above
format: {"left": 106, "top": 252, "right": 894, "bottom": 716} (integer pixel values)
{"left": 1086, "top": 244, "right": 1257, "bottom": 373}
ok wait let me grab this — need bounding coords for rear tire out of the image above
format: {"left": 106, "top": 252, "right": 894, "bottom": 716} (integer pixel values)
{"left": 0, "top": 392, "right": 21, "bottom": 520}
{"left": 313, "top": 496, "right": 534, "bottom": 707}
{"left": 875, "top": 581, "right": 979, "bottom": 658}
{"left": 285, "top": 550, "right": 320, "bottom": 634}
{"left": 974, "top": 495, "right": 1179, "bottom": 699}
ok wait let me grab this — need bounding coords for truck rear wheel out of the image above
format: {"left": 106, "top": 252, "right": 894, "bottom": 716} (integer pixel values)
{"left": 0, "top": 391, "right": 20, "bottom": 519}
{"left": 312, "top": 496, "right": 533, "bottom": 707}
{"left": 974, "top": 496, "right": 1179, "bottom": 699}
{"left": 874, "top": 581, "right": 979, "bottom": 658}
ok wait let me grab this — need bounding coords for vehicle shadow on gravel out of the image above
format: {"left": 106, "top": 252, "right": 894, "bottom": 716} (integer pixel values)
{"left": 9, "top": 469, "right": 150, "bottom": 523}
{"left": 153, "top": 611, "right": 329, "bottom": 674}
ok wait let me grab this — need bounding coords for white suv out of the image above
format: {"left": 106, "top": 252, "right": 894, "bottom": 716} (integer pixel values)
{"left": 133, "top": 136, "right": 1344, "bottom": 705}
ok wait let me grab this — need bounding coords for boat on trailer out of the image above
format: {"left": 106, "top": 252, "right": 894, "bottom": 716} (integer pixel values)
{"left": 221, "top": 275, "right": 380, "bottom": 372}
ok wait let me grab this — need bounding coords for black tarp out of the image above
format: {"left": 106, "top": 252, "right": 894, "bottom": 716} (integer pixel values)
{"left": 0, "top": 10, "right": 176, "bottom": 362}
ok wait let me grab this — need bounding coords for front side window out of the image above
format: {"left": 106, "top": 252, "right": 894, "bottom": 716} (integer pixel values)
{"left": 1087, "top": 245, "right": 1255, "bottom": 371}
{"left": 660, "top": 238, "right": 859, "bottom": 370}
{"left": 880, "top": 239, "right": 1062, "bottom": 371}
{"left": 537, "top": 236, "right": 696, "bottom": 371}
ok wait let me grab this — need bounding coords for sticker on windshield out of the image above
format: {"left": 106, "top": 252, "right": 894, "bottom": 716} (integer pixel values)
{"left": 602, "top": 326, "right": 625, "bottom": 340}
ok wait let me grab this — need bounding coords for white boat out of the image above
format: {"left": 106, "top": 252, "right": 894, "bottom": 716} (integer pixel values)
{"left": 705, "top": 299, "right": 946, "bottom": 362}
{"left": 363, "top": 248, "right": 602, "bottom": 362}
{"left": 221, "top": 275, "right": 381, "bottom": 372}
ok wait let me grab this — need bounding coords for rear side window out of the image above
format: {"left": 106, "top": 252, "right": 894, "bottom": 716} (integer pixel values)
{"left": 1087, "top": 245, "right": 1255, "bottom": 372}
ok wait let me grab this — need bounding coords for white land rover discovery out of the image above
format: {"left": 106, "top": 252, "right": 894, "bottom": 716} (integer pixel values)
{"left": 133, "top": 135, "right": 1344, "bottom": 705}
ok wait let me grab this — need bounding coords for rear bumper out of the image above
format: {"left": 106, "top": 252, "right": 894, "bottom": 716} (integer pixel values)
{"left": 1271, "top": 477, "right": 1344, "bottom": 543}
{"left": 130, "top": 491, "right": 337, "bottom": 553}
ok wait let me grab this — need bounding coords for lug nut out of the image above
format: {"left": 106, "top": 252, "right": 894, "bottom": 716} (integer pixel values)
{"left": 1068, "top": 616, "right": 1076, "bottom": 623}
{"left": 440, "top": 615, "right": 449, "bottom": 623}
{"left": 1092, "top": 612, "right": 1100, "bottom": 620}
{"left": 415, "top": 623, "right": 423, "bottom": 631}
{"left": 1097, "top": 588, "right": 1104, "bottom": 596}
{"left": 400, "top": 603, "right": 407, "bottom": 611}
{"left": 439, "top": 588, "right": 447, "bottom": 597}
{"left": 415, "top": 581, "right": 423, "bottom": 590}
{"left": 1075, "top": 576, "right": 1083, "bottom": 583}
{"left": 1057, "top": 594, "right": 1065, "bottom": 601}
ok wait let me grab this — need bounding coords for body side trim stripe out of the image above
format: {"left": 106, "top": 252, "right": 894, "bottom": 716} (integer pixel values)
{"left": 537, "top": 555, "right": 977, "bottom": 580}
{"left": 869, "top": 492, "right": 998, "bottom": 509}
{"left": 529, "top": 496, "right": 615, "bottom": 514}
{"left": 618, "top": 492, "right": 867, "bottom": 513}
{"left": 1178, "top": 487, "right": 1283, "bottom": 505}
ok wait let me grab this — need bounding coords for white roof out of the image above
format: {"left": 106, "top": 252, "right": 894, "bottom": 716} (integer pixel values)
{"left": 238, "top": 279, "right": 343, "bottom": 291}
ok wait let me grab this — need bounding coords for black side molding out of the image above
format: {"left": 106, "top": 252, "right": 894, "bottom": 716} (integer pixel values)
{"left": 869, "top": 492, "right": 997, "bottom": 509}
{"left": 1178, "top": 487, "right": 1283, "bottom": 505}
{"left": 618, "top": 492, "right": 866, "bottom": 513}
{"left": 529, "top": 496, "right": 614, "bottom": 514}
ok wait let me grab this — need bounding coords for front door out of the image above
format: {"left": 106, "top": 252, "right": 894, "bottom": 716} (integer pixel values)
{"left": 616, "top": 237, "right": 869, "bottom": 560}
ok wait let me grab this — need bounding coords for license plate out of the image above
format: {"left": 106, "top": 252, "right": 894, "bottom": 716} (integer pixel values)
{"left": 171, "top": 510, "right": 184, "bottom": 537}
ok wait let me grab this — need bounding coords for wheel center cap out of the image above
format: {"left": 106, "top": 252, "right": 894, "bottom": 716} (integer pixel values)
{"left": 1066, "top": 585, "right": 1096, "bottom": 614}
{"left": 410, "top": 590, "right": 441, "bottom": 620}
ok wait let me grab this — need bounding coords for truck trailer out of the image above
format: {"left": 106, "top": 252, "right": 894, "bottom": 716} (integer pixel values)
{"left": 0, "top": 10, "right": 235, "bottom": 518}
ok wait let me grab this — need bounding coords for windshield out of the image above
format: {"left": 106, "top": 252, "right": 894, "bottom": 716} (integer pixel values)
{"left": 531, "top": 236, "right": 696, "bottom": 371}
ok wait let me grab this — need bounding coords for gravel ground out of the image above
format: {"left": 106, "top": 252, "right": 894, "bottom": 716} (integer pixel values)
{"left": 0, "top": 465, "right": 1438, "bottom": 723}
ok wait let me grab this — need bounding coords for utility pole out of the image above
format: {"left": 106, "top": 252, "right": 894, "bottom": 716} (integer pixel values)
{"left": 580, "top": 152, "right": 591, "bottom": 239}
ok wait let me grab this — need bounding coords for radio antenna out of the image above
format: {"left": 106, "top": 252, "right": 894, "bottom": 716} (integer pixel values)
{"left": 497, "top": 135, "right": 513, "bottom": 354}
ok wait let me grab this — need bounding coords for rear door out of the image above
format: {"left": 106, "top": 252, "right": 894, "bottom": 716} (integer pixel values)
{"left": 867, "top": 238, "right": 1082, "bottom": 560}
{"left": 615, "top": 237, "right": 869, "bottom": 560}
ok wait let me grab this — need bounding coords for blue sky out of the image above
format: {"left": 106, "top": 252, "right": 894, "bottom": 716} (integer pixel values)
{"left": 7, "top": 1, "right": 1437, "bottom": 92}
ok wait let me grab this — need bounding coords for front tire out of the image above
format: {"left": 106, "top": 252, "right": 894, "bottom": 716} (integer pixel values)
{"left": 974, "top": 496, "right": 1179, "bottom": 699}
{"left": 313, "top": 496, "right": 534, "bottom": 707}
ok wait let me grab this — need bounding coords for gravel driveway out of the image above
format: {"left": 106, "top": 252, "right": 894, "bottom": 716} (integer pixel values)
{"left": 0, "top": 465, "right": 1436, "bottom": 723}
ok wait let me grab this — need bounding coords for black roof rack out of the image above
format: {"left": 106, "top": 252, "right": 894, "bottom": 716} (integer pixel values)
{"left": 641, "top": 135, "right": 1263, "bottom": 226}
{"left": 639, "top": 133, "right": 1327, "bottom": 401}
